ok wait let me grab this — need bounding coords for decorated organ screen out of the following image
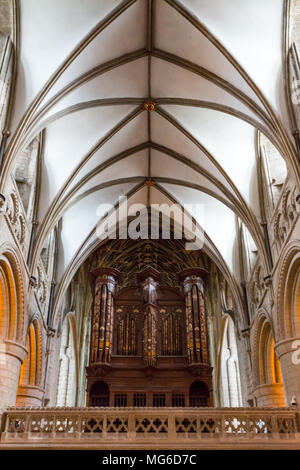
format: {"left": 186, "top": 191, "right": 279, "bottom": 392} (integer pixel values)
{"left": 113, "top": 284, "right": 185, "bottom": 357}
{"left": 87, "top": 264, "right": 213, "bottom": 408}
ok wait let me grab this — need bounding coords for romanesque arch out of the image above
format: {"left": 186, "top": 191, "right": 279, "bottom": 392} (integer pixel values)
{"left": 274, "top": 241, "right": 300, "bottom": 406}
{"left": 218, "top": 315, "right": 242, "bottom": 407}
{"left": 0, "top": 250, "right": 24, "bottom": 343}
{"left": 0, "top": 246, "right": 27, "bottom": 408}
{"left": 16, "top": 317, "right": 44, "bottom": 406}
{"left": 275, "top": 241, "right": 300, "bottom": 341}
{"left": 251, "top": 311, "right": 285, "bottom": 407}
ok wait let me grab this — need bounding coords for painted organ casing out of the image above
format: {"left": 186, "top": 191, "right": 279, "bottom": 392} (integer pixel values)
{"left": 86, "top": 267, "right": 213, "bottom": 407}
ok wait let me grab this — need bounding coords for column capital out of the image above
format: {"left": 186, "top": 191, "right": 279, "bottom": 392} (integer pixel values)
{"left": 275, "top": 337, "right": 300, "bottom": 358}
{"left": 252, "top": 383, "right": 286, "bottom": 407}
{"left": 89, "top": 267, "right": 121, "bottom": 292}
{"left": 178, "top": 267, "right": 209, "bottom": 282}
{"left": 16, "top": 385, "right": 45, "bottom": 407}
{"left": 1, "top": 340, "right": 28, "bottom": 363}
{"left": 89, "top": 267, "right": 121, "bottom": 281}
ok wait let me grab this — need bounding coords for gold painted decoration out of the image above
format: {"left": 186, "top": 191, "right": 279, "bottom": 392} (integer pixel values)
{"left": 180, "top": 269, "right": 209, "bottom": 365}
{"left": 116, "top": 307, "right": 139, "bottom": 356}
{"left": 160, "top": 307, "right": 183, "bottom": 356}
{"left": 87, "top": 238, "right": 209, "bottom": 289}
{"left": 88, "top": 268, "right": 119, "bottom": 365}
{"left": 143, "top": 100, "right": 156, "bottom": 112}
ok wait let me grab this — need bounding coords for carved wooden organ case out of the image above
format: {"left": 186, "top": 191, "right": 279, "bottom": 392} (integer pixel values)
{"left": 86, "top": 266, "right": 213, "bottom": 407}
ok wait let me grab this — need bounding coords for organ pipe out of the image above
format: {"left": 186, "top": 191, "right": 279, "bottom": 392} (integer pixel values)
{"left": 89, "top": 268, "right": 120, "bottom": 365}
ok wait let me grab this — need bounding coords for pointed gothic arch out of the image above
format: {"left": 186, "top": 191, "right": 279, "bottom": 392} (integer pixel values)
{"left": 218, "top": 315, "right": 242, "bottom": 407}
{"left": 18, "top": 320, "right": 41, "bottom": 386}
{"left": 251, "top": 311, "right": 285, "bottom": 407}
{"left": 56, "top": 312, "right": 78, "bottom": 406}
{"left": 0, "top": 249, "right": 25, "bottom": 344}
{"left": 276, "top": 241, "right": 300, "bottom": 341}
{"left": 16, "top": 317, "right": 44, "bottom": 407}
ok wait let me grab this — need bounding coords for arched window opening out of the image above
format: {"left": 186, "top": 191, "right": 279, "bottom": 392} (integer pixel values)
{"left": 18, "top": 321, "right": 41, "bottom": 388}
{"left": 89, "top": 381, "right": 110, "bottom": 407}
{"left": 219, "top": 316, "right": 242, "bottom": 407}
{"left": 0, "top": 252, "right": 24, "bottom": 408}
{"left": 0, "top": 260, "right": 12, "bottom": 339}
{"left": 261, "top": 323, "right": 282, "bottom": 386}
{"left": 252, "top": 314, "right": 286, "bottom": 407}
{"left": 0, "top": 254, "right": 23, "bottom": 343}
{"left": 272, "top": 338, "right": 283, "bottom": 384}
{"left": 257, "top": 318, "right": 285, "bottom": 395}
{"left": 284, "top": 256, "right": 300, "bottom": 338}
{"left": 56, "top": 314, "right": 77, "bottom": 406}
{"left": 189, "top": 381, "right": 209, "bottom": 407}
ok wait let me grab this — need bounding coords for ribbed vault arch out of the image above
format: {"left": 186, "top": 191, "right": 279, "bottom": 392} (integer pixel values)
{"left": 1, "top": 0, "right": 298, "bottom": 330}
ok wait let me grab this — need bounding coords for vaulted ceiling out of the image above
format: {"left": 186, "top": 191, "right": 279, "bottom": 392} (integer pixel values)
{"left": 5, "top": 0, "right": 298, "bottom": 309}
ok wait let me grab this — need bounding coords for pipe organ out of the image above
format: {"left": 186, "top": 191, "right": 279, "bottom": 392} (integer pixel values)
{"left": 115, "top": 306, "right": 139, "bottom": 356}
{"left": 180, "top": 268, "right": 209, "bottom": 365}
{"left": 88, "top": 268, "right": 120, "bottom": 365}
{"left": 137, "top": 267, "right": 160, "bottom": 367}
{"left": 86, "top": 266, "right": 213, "bottom": 407}
{"left": 160, "top": 306, "right": 183, "bottom": 356}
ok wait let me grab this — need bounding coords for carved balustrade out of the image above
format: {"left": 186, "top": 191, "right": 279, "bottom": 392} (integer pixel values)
{"left": 0, "top": 407, "right": 298, "bottom": 448}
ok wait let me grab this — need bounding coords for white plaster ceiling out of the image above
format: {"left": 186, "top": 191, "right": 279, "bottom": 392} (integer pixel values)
{"left": 10, "top": 0, "right": 291, "bottom": 286}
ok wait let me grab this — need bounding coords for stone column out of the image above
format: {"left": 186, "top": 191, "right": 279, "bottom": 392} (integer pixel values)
{"left": 275, "top": 337, "right": 300, "bottom": 407}
{"left": 15, "top": 385, "right": 44, "bottom": 407}
{"left": 0, "top": 340, "right": 27, "bottom": 409}
{"left": 253, "top": 383, "right": 286, "bottom": 407}
{"left": 137, "top": 267, "right": 160, "bottom": 367}
{"left": 89, "top": 268, "right": 120, "bottom": 365}
{"left": 179, "top": 268, "right": 209, "bottom": 365}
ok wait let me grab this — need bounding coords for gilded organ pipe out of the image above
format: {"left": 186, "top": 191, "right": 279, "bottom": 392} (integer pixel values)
{"left": 89, "top": 268, "right": 120, "bottom": 365}
{"left": 179, "top": 268, "right": 209, "bottom": 365}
